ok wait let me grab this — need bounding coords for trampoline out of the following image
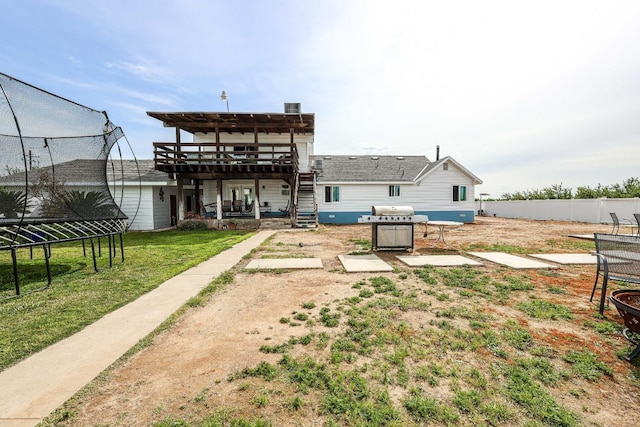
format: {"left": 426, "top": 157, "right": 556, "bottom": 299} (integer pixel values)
{"left": 0, "top": 72, "right": 135, "bottom": 298}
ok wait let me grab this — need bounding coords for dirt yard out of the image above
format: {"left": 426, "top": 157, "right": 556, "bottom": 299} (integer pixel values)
{"left": 49, "top": 217, "right": 640, "bottom": 426}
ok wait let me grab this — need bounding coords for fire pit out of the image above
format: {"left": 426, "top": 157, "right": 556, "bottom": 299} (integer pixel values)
{"left": 609, "top": 289, "right": 640, "bottom": 362}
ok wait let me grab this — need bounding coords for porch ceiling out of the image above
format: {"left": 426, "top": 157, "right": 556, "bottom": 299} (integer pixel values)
{"left": 146, "top": 112, "right": 314, "bottom": 135}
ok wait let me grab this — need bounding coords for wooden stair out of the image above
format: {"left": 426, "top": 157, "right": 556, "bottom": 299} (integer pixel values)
{"left": 294, "top": 172, "right": 318, "bottom": 228}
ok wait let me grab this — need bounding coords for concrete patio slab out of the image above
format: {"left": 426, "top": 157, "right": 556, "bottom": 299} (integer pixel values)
{"left": 244, "top": 258, "right": 323, "bottom": 269}
{"left": 468, "top": 252, "right": 558, "bottom": 269}
{"left": 338, "top": 254, "right": 393, "bottom": 272}
{"left": 528, "top": 253, "right": 597, "bottom": 264}
{"left": 397, "top": 255, "right": 483, "bottom": 267}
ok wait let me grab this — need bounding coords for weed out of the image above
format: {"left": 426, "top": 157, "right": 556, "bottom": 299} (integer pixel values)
{"left": 369, "top": 276, "right": 397, "bottom": 294}
{"left": 504, "top": 365, "right": 579, "bottom": 426}
{"left": 250, "top": 390, "right": 270, "bottom": 407}
{"left": 286, "top": 395, "right": 304, "bottom": 411}
{"left": 517, "top": 299, "right": 574, "bottom": 320}
{"left": 403, "top": 387, "right": 460, "bottom": 424}
{"left": 359, "top": 289, "right": 374, "bottom": 298}
{"left": 501, "top": 321, "right": 533, "bottom": 350}
{"left": 453, "top": 389, "right": 483, "bottom": 413}
{"left": 259, "top": 343, "right": 290, "bottom": 354}
{"left": 320, "top": 308, "right": 341, "bottom": 327}
{"left": 515, "top": 357, "right": 565, "bottom": 386}
{"left": 548, "top": 286, "right": 567, "bottom": 294}
{"left": 230, "top": 361, "right": 279, "bottom": 381}
{"left": 301, "top": 302, "right": 316, "bottom": 309}
{"left": 293, "top": 313, "right": 308, "bottom": 321}
{"left": 583, "top": 319, "right": 622, "bottom": 335}
{"left": 563, "top": 350, "right": 613, "bottom": 381}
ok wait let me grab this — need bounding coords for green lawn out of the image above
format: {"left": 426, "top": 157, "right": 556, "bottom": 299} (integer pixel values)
{"left": 0, "top": 229, "right": 252, "bottom": 371}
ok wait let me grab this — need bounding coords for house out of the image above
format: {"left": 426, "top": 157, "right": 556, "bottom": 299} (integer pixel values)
{"left": 311, "top": 154, "right": 482, "bottom": 224}
{"left": 145, "top": 105, "right": 482, "bottom": 229}
{"left": 147, "top": 107, "right": 315, "bottom": 228}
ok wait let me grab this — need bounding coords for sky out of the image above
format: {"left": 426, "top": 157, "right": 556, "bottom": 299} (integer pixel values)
{"left": 1, "top": 0, "right": 639, "bottom": 198}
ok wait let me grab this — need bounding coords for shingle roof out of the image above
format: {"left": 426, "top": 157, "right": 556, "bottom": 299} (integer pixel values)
{"left": 309, "top": 155, "right": 430, "bottom": 182}
{"left": 0, "top": 159, "right": 169, "bottom": 185}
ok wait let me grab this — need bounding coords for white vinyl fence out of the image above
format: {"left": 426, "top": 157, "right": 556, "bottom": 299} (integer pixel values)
{"left": 476, "top": 198, "right": 640, "bottom": 225}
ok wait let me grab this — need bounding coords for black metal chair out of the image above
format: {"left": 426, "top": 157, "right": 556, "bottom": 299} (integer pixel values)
{"left": 610, "top": 212, "right": 621, "bottom": 234}
{"left": 634, "top": 213, "right": 640, "bottom": 237}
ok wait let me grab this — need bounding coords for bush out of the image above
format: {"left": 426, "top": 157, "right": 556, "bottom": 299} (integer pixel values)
{"left": 177, "top": 221, "right": 208, "bottom": 231}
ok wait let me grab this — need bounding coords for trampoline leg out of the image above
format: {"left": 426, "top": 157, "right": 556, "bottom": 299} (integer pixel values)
{"left": 90, "top": 238, "right": 98, "bottom": 272}
{"left": 119, "top": 233, "right": 125, "bottom": 263}
{"left": 11, "top": 248, "right": 20, "bottom": 296}
{"left": 108, "top": 235, "right": 113, "bottom": 268}
{"left": 82, "top": 239, "right": 86, "bottom": 258}
{"left": 43, "top": 245, "right": 52, "bottom": 287}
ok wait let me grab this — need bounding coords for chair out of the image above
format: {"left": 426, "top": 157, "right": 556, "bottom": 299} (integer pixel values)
{"left": 610, "top": 212, "right": 636, "bottom": 235}
{"left": 233, "top": 200, "right": 243, "bottom": 212}
{"left": 201, "top": 201, "right": 216, "bottom": 219}
{"left": 222, "top": 200, "right": 232, "bottom": 213}
{"left": 635, "top": 214, "right": 640, "bottom": 237}
{"left": 279, "top": 200, "right": 291, "bottom": 216}
{"left": 610, "top": 212, "right": 621, "bottom": 235}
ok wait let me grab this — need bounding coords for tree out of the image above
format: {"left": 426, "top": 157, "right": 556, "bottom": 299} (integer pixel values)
{"left": 0, "top": 187, "right": 30, "bottom": 219}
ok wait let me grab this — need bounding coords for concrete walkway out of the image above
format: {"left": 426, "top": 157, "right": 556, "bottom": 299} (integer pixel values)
{"left": 0, "top": 230, "right": 275, "bottom": 427}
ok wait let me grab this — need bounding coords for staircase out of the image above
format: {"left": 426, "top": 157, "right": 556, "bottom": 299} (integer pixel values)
{"left": 294, "top": 172, "right": 318, "bottom": 228}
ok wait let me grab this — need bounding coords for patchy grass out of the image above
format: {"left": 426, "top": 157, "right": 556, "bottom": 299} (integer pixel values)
{"left": 41, "top": 223, "right": 640, "bottom": 426}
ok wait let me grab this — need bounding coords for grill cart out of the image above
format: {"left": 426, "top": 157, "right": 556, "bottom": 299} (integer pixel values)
{"left": 358, "top": 206, "right": 428, "bottom": 251}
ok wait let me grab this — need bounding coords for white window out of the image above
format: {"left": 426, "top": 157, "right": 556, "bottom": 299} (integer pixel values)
{"left": 324, "top": 186, "right": 340, "bottom": 203}
{"left": 281, "top": 184, "right": 290, "bottom": 196}
{"left": 453, "top": 185, "right": 467, "bottom": 202}
{"left": 388, "top": 185, "right": 400, "bottom": 197}
{"left": 443, "top": 162, "right": 449, "bottom": 171}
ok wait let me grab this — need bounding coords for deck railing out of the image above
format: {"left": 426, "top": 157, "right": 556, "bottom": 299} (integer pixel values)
{"left": 153, "top": 142, "right": 299, "bottom": 170}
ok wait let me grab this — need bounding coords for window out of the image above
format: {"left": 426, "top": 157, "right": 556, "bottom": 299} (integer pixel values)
{"left": 281, "top": 184, "right": 290, "bottom": 196}
{"left": 453, "top": 185, "right": 467, "bottom": 202}
{"left": 443, "top": 162, "right": 449, "bottom": 171}
{"left": 388, "top": 185, "right": 400, "bottom": 197}
{"left": 324, "top": 186, "right": 340, "bottom": 203}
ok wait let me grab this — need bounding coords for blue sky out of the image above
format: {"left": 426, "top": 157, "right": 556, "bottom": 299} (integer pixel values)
{"left": 2, "top": 0, "right": 639, "bottom": 197}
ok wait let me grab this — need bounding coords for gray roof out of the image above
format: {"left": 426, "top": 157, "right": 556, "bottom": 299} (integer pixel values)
{"left": 0, "top": 159, "right": 169, "bottom": 185}
{"left": 310, "top": 155, "right": 430, "bottom": 182}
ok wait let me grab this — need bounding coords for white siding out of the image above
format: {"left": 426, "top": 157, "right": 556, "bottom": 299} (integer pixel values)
{"left": 109, "top": 184, "right": 174, "bottom": 230}
{"left": 316, "top": 163, "right": 477, "bottom": 214}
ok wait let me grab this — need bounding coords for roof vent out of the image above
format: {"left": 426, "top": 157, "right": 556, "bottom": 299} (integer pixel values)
{"left": 324, "top": 156, "right": 332, "bottom": 159}
{"left": 284, "top": 102, "right": 301, "bottom": 113}
{"left": 313, "top": 159, "right": 323, "bottom": 169}
{"left": 371, "top": 156, "right": 379, "bottom": 160}
{"left": 396, "top": 156, "right": 404, "bottom": 160}
{"left": 349, "top": 156, "right": 357, "bottom": 160}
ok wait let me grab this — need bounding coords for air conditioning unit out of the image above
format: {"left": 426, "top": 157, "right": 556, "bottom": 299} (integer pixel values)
{"left": 284, "top": 102, "right": 301, "bottom": 113}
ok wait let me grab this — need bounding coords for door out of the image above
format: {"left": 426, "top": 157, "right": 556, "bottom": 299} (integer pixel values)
{"left": 170, "top": 195, "right": 177, "bottom": 226}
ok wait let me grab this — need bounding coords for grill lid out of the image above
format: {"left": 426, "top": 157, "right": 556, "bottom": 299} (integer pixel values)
{"left": 371, "top": 205, "right": 414, "bottom": 216}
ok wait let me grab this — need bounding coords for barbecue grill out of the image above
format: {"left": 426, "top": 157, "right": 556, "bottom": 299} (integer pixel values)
{"left": 358, "top": 206, "right": 428, "bottom": 251}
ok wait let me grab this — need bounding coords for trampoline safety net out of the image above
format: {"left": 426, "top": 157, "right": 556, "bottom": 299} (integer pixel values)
{"left": 0, "top": 72, "right": 130, "bottom": 297}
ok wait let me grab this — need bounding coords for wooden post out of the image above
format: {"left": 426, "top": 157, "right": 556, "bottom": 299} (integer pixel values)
{"left": 216, "top": 179, "right": 223, "bottom": 220}
{"left": 177, "top": 179, "right": 184, "bottom": 221}
{"left": 195, "top": 179, "right": 201, "bottom": 215}
{"left": 254, "top": 177, "right": 260, "bottom": 220}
